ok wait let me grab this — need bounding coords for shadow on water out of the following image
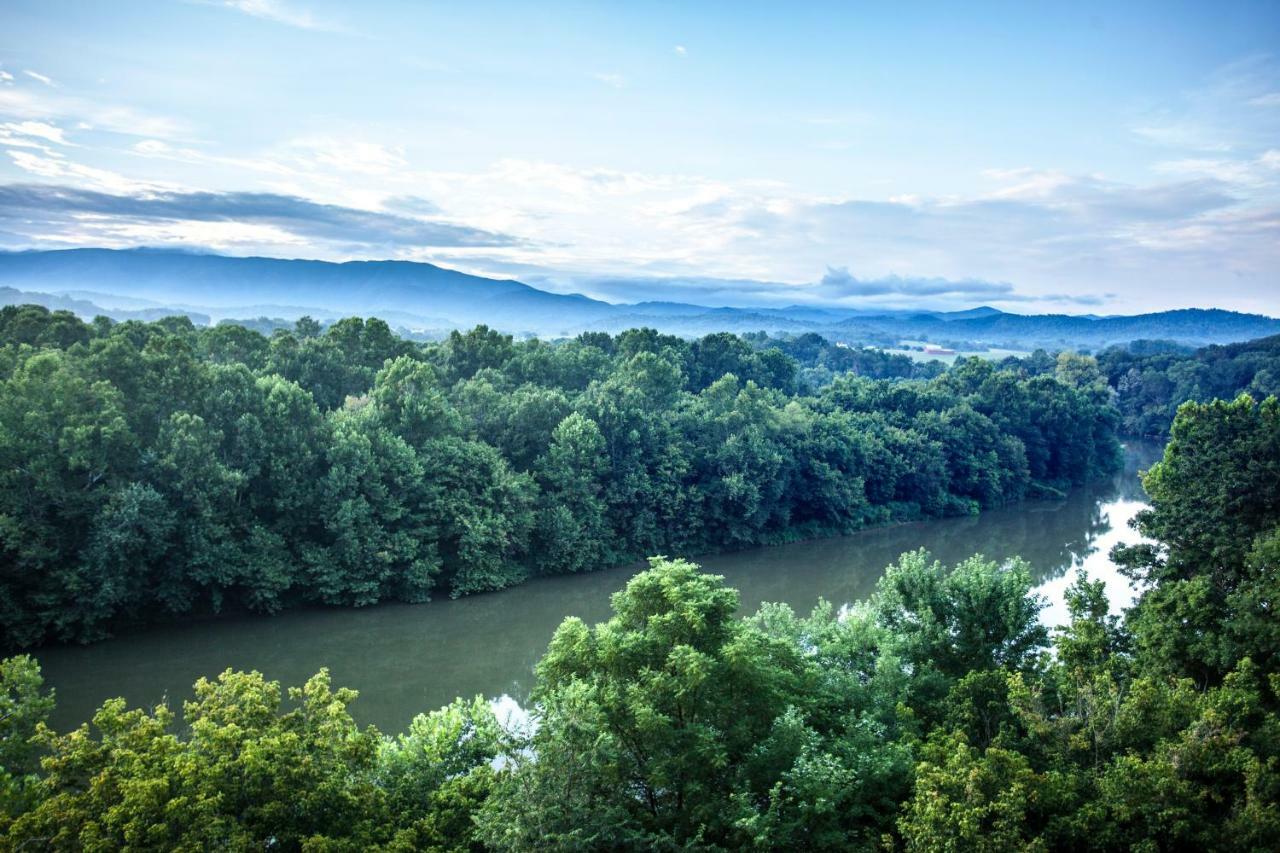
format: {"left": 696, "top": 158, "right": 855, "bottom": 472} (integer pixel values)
{"left": 35, "top": 440, "right": 1165, "bottom": 733}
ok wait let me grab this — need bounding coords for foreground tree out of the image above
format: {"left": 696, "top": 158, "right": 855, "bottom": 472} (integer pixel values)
{"left": 477, "top": 557, "right": 817, "bottom": 849}
{"left": 1115, "top": 394, "right": 1280, "bottom": 682}
{"left": 2, "top": 669, "right": 503, "bottom": 851}
{"left": 0, "top": 655, "right": 54, "bottom": 825}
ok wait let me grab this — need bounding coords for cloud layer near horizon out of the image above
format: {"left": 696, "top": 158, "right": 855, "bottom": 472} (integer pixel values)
{"left": 0, "top": 15, "right": 1278, "bottom": 313}
{"left": 0, "top": 183, "right": 519, "bottom": 253}
{"left": 0, "top": 159, "right": 1273, "bottom": 311}
{"left": 518, "top": 268, "right": 1108, "bottom": 308}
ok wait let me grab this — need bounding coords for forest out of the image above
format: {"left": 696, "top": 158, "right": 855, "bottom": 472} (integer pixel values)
{"left": 1, "top": 393, "right": 1276, "bottom": 850}
{"left": 0, "top": 305, "right": 1119, "bottom": 649}
{"left": 1096, "top": 334, "right": 1280, "bottom": 436}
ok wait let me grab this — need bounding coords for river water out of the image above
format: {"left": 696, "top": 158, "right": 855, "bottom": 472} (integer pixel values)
{"left": 34, "top": 441, "right": 1163, "bottom": 733}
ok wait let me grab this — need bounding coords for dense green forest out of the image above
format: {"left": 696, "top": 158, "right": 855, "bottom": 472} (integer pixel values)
{"left": 977, "top": 334, "right": 1280, "bottom": 437}
{"left": 0, "top": 305, "right": 1118, "bottom": 649}
{"left": 1097, "top": 334, "right": 1280, "bottom": 436}
{"left": 1, "top": 394, "right": 1276, "bottom": 850}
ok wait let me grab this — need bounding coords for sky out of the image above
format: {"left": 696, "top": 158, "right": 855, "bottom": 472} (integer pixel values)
{"left": 1, "top": 1, "right": 1278, "bottom": 314}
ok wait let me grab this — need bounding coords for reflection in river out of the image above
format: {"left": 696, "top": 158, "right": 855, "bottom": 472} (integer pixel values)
{"left": 35, "top": 441, "right": 1163, "bottom": 733}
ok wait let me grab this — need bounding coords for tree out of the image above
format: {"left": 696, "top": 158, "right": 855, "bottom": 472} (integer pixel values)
{"left": 439, "top": 325, "right": 515, "bottom": 383}
{"left": 872, "top": 551, "right": 1047, "bottom": 684}
{"left": 0, "top": 315, "right": 1124, "bottom": 647}
{"left": 377, "top": 696, "right": 503, "bottom": 850}
{"left": 0, "top": 350, "right": 135, "bottom": 646}
{"left": 309, "top": 405, "right": 441, "bottom": 605}
{"left": 478, "top": 557, "right": 816, "bottom": 849}
{"left": 6, "top": 669, "right": 389, "bottom": 850}
{"left": 531, "top": 413, "right": 609, "bottom": 575}
{"left": 0, "top": 655, "right": 54, "bottom": 823}
{"left": 898, "top": 730, "right": 1061, "bottom": 852}
{"left": 1115, "top": 394, "right": 1280, "bottom": 682}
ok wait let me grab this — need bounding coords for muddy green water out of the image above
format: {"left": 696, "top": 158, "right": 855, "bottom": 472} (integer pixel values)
{"left": 34, "top": 441, "right": 1163, "bottom": 733}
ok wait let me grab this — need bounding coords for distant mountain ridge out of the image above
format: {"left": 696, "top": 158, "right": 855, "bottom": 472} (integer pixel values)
{"left": 0, "top": 248, "right": 615, "bottom": 333}
{"left": 1, "top": 248, "right": 1276, "bottom": 349}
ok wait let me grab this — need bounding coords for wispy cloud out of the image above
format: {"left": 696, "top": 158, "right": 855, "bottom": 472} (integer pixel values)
{"left": 22, "top": 70, "right": 55, "bottom": 87}
{"left": 1, "top": 120, "right": 75, "bottom": 147}
{"left": 1131, "top": 123, "right": 1233, "bottom": 152}
{"left": 591, "top": 72, "right": 625, "bottom": 89}
{"left": 386, "top": 153, "right": 1275, "bottom": 312}
{"left": 674, "top": 45, "right": 687, "bottom": 57}
{"left": 286, "top": 137, "right": 407, "bottom": 175}
{"left": 1131, "top": 55, "right": 1280, "bottom": 154}
{"left": 1154, "top": 150, "right": 1280, "bottom": 187}
{"left": 207, "top": 0, "right": 345, "bottom": 32}
{"left": 6, "top": 152, "right": 153, "bottom": 194}
{"left": 1, "top": 48, "right": 1274, "bottom": 314}
{"left": 528, "top": 269, "right": 1078, "bottom": 308}
{"left": 130, "top": 138, "right": 296, "bottom": 176}
{"left": 0, "top": 86, "right": 190, "bottom": 139}
{"left": 4, "top": 134, "right": 1272, "bottom": 312}
{"left": 0, "top": 71, "right": 13, "bottom": 85}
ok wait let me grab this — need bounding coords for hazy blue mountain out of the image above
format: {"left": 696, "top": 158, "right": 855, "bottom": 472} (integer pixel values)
{"left": 0, "top": 248, "right": 615, "bottom": 334}
{"left": 1, "top": 248, "right": 1275, "bottom": 348}
{"left": 933, "top": 306, "right": 1003, "bottom": 321}
{"left": 0, "top": 284, "right": 210, "bottom": 324}
{"left": 838, "top": 308, "right": 1280, "bottom": 350}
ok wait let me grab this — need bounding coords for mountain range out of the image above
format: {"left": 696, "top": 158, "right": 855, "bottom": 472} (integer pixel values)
{"left": 1, "top": 248, "right": 1277, "bottom": 351}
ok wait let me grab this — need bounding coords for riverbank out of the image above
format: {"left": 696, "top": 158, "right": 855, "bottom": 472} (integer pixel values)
{"left": 34, "top": 441, "right": 1162, "bottom": 732}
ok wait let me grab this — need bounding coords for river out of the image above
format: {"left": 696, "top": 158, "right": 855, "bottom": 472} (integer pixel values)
{"left": 33, "top": 440, "right": 1163, "bottom": 733}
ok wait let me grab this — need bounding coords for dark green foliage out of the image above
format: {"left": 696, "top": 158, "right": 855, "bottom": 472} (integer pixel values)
{"left": 0, "top": 310, "right": 1119, "bottom": 649}
{"left": 477, "top": 557, "right": 816, "bottom": 849}
{"left": 1096, "top": 333, "right": 1280, "bottom": 436}
{"left": 2, "top": 390, "right": 1278, "bottom": 848}
{"left": 0, "top": 655, "right": 54, "bottom": 822}
{"left": 1114, "top": 394, "right": 1280, "bottom": 683}
{"left": 889, "top": 395, "right": 1280, "bottom": 850}
{"left": 474, "top": 551, "right": 1055, "bottom": 850}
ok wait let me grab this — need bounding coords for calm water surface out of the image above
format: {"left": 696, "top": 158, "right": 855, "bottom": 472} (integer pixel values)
{"left": 35, "top": 441, "right": 1163, "bottom": 733}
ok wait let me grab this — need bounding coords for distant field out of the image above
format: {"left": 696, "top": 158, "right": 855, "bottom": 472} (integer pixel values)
{"left": 881, "top": 340, "right": 1031, "bottom": 365}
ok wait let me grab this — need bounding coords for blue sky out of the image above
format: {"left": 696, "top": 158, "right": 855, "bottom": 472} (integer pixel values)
{"left": 1, "top": 1, "right": 1278, "bottom": 313}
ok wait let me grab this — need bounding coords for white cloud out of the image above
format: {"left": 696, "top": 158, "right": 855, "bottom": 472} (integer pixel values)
{"left": 981, "top": 167, "right": 1075, "bottom": 199}
{"left": 1154, "top": 150, "right": 1280, "bottom": 187}
{"left": 81, "top": 218, "right": 309, "bottom": 250}
{"left": 23, "top": 70, "right": 55, "bottom": 87}
{"left": 210, "top": 0, "right": 343, "bottom": 32}
{"left": 3, "top": 150, "right": 1274, "bottom": 312}
{"left": 1131, "top": 123, "right": 1233, "bottom": 152}
{"left": 674, "top": 45, "right": 687, "bottom": 56}
{"left": 131, "top": 138, "right": 297, "bottom": 176}
{"left": 361, "top": 155, "right": 1271, "bottom": 313}
{"left": 1131, "top": 56, "right": 1280, "bottom": 154}
{"left": 0, "top": 71, "right": 13, "bottom": 85}
{"left": 0, "top": 87, "right": 190, "bottom": 139}
{"left": 6, "top": 150, "right": 155, "bottom": 194}
{"left": 0, "top": 54, "right": 1274, "bottom": 314}
{"left": 591, "top": 72, "right": 625, "bottom": 89}
{"left": 1, "top": 121, "right": 74, "bottom": 146}
{"left": 283, "top": 137, "right": 407, "bottom": 176}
